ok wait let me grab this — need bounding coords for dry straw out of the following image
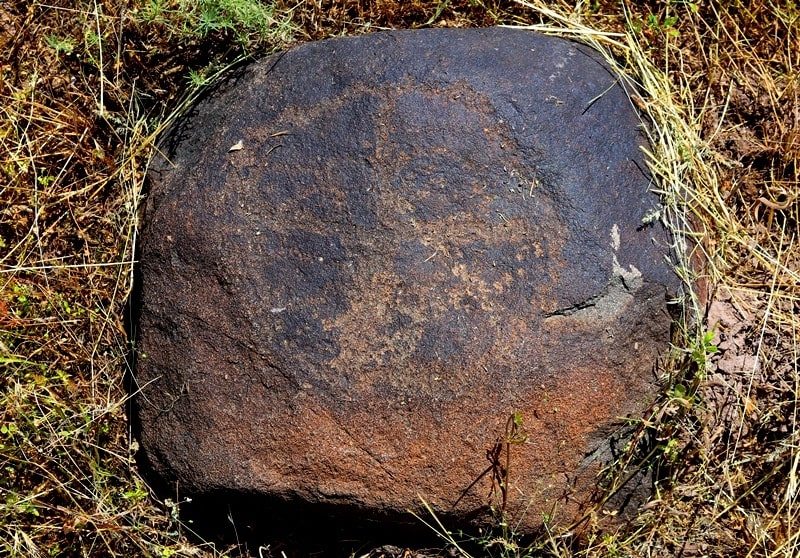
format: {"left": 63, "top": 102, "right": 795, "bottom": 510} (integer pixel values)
{"left": 507, "top": 1, "right": 800, "bottom": 557}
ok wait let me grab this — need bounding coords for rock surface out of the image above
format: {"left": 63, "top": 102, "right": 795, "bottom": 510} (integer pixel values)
{"left": 134, "top": 27, "right": 680, "bottom": 537}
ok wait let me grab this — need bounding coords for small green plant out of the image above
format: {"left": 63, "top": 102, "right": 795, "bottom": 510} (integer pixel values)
{"left": 44, "top": 35, "right": 77, "bottom": 56}
{"left": 37, "top": 174, "right": 56, "bottom": 187}
{"left": 0, "top": 421, "right": 19, "bottom": 438}
{"left": 177, "top": 0, "right": 296, "bottom": 45}
{"left": 123, "top": 481, "right": 149, "bottom": 504}
{"left": 187, "top": 65, "right": 220, "bottom": 88}
{"left": 11, "top": 283, "right": 32, "bottom": 317}
{"left": 646, "top": 13, "right": 679, "bottom": 37}
{"left": 196, "top": 2, "right": 224, "bottom": 36}
{"left": 137, "top": 0, "right": 171, "bottom": 25}
{"left": 690, "top": 329, "right": 718, "bottom": 375}
{"left": 660, "top": 437, "right": 681, "bottom": 463}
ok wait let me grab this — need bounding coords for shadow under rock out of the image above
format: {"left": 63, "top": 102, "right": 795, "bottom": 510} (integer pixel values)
{"left": 179, "top": 491, "right": 452, "bottom": 557}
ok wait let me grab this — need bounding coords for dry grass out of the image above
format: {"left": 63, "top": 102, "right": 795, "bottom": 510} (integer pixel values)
{"left": 0, "top": 0, "right": 797, "bottom": 557}
{"left": 508, "top": 3, "right": 799, "bottom": 557}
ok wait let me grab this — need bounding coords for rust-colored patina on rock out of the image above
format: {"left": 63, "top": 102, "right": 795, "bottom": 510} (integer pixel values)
{"left": 134, "top": 28, "right": 679, "bottom": 537}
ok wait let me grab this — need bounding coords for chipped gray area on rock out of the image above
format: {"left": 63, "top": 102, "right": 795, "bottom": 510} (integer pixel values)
{"left": 546, "top": 224, "right": 646, "bottom": 322}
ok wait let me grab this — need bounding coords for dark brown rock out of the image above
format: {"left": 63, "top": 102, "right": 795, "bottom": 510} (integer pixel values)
{"left": 134, "top": 27, "right": 680, "bottom": 540}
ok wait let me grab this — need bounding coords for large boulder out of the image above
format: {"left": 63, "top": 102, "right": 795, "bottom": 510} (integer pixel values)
{"left": 134, "top": 27, "right": 680, "bottom": 541}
